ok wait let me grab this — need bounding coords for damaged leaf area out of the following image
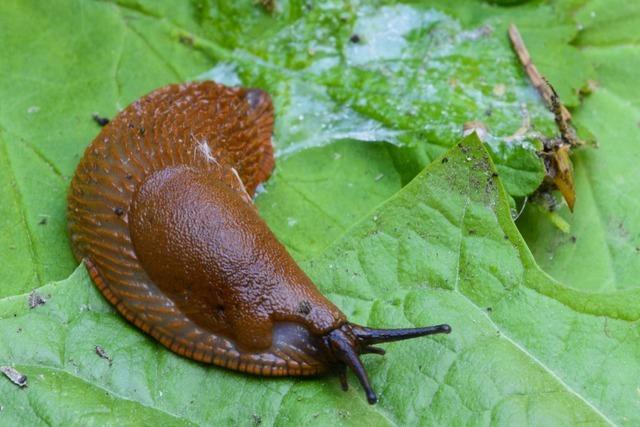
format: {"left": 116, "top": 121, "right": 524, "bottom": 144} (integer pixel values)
{"left": 2, "top": 136, "right": 638, "bottom": 425}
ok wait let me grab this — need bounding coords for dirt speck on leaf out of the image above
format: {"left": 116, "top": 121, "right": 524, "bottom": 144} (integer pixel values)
{"left": 0, "top": 366, "right": 27, "bottom": 388}
{"left": 28, "top": 290, "right": 46, "bottom": 309}
{"left": 92, "top": 114, "right": 109, "bottom": 127}
{"left": 179, "top": 34, "right": 194, "bottom": 46}
{"left": 95, "top": 345, "right": 113, "bottom": 365}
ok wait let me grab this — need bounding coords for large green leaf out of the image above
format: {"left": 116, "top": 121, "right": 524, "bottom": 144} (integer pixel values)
{"left": 2, "top": 0, "right": 636, "bottom": 425}
{"left": 0, "top": 0, "right": 398, "bottom": 295}
{"left": 2, "top": 136, "right": 637, "bottom": 425}
{"left": 190, "top": 0, "right": 564, "bottom": 197}
{"left": 520, "top": 0, "right": 640, "bottom": 293}
{"left": 0, "top": 0, "right": 589, "bottom": 296}
{"left": 305, "top": 135, "right": 640, "bottom": 425}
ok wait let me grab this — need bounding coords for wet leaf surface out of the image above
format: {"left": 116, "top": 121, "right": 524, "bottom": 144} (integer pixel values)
{"left": 0, "top": 0, "right": 587, "bottom": 294}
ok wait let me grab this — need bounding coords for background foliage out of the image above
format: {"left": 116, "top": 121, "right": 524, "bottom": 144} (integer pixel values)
{"left": 0, "top": 0, "right": 638, "bottom": 425}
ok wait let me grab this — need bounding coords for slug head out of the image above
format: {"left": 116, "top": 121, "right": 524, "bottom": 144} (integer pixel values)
{"left": 321, "top": 322, "right": 451, "bottom": 404}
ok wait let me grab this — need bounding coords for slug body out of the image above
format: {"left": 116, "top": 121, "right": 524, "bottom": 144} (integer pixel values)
{"left": 68, "top": 81, "right": 450, "bottom": 404}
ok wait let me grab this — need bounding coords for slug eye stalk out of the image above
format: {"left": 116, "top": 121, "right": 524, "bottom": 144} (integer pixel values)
{"left": 323, "top": 322, "right": 452, "bottom": 404}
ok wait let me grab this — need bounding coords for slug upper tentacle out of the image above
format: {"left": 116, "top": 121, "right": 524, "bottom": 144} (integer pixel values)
{"left": 68, "top": 81, "right": 451, "bottom": 404}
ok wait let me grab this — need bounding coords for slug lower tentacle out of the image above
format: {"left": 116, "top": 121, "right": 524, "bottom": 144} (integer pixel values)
{"left": 67, "top": 81, "right": 451, "bottom": 404}
{"left": 322, "top": 323, "right": 452, "bottom": 404}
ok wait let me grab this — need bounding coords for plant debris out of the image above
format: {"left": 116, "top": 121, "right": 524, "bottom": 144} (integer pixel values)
{"left": 508, "top": 23, "right": 584, "bottom": 212}
{"left": 95, "top": 345, "right": 113, "bottom": 365}
{"left": 0, "top": 366, "right": 27, "bottom": 388}
{"left": 462, "top": 121, "right": 489, "bottom": 141}
{"left": 28, "top": 290, "right": 46, "bottom": 309}
{"left": 541, "top": 141, "right": 575, "bottom": 211}
{"left": 508, "top": 25, "right": 572, "bottom": 127}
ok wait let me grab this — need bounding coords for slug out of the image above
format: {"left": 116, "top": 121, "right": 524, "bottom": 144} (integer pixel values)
{"left": 67, "top": 81, "right": 451, "bottom": 404}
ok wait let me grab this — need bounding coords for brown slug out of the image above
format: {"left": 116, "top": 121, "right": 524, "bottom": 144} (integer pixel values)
{"left": 67, "top": 81, "right": 451, "bottom": 404}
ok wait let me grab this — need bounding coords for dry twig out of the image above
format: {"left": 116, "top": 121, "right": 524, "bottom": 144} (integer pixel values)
{"left": 508, "top": 23, "right": 583, "bottom": 211}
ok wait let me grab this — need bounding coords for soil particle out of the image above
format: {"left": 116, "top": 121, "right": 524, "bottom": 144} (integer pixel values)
{"left": 92, "top": 114, "right": 110, "bottom": 127}
{"left": 0, "top": 366, "right": 27, "bottom": 388}
{"left": 28, "top": 291, "right": 46, "bottom": 309}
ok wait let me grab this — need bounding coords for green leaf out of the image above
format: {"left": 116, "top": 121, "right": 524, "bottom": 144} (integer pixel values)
{"left": 0, "top": 0, "right": 212, "bottom": 296}
{"left": 520, "top": 0, "right": 640, "bottom": 293}
{"left": 2, "top": 1, "right": 633, "bottom": 424}
{"left": 255, "top": 140, "right": 404, "bottom": 261}
{"left": 0, "top": 0, "right": 576, "bottom": 296}
{"left": 305, "top": 134, "right": 639, "bottom": 424}
{"left": 0, "top": 0, "right": 397, "bottom": 294}
{"left": 2, "top": 136, "right": 637, "bottom": 425}
{"left": 0, "top": 0, "right": 585, "bottom": 294}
